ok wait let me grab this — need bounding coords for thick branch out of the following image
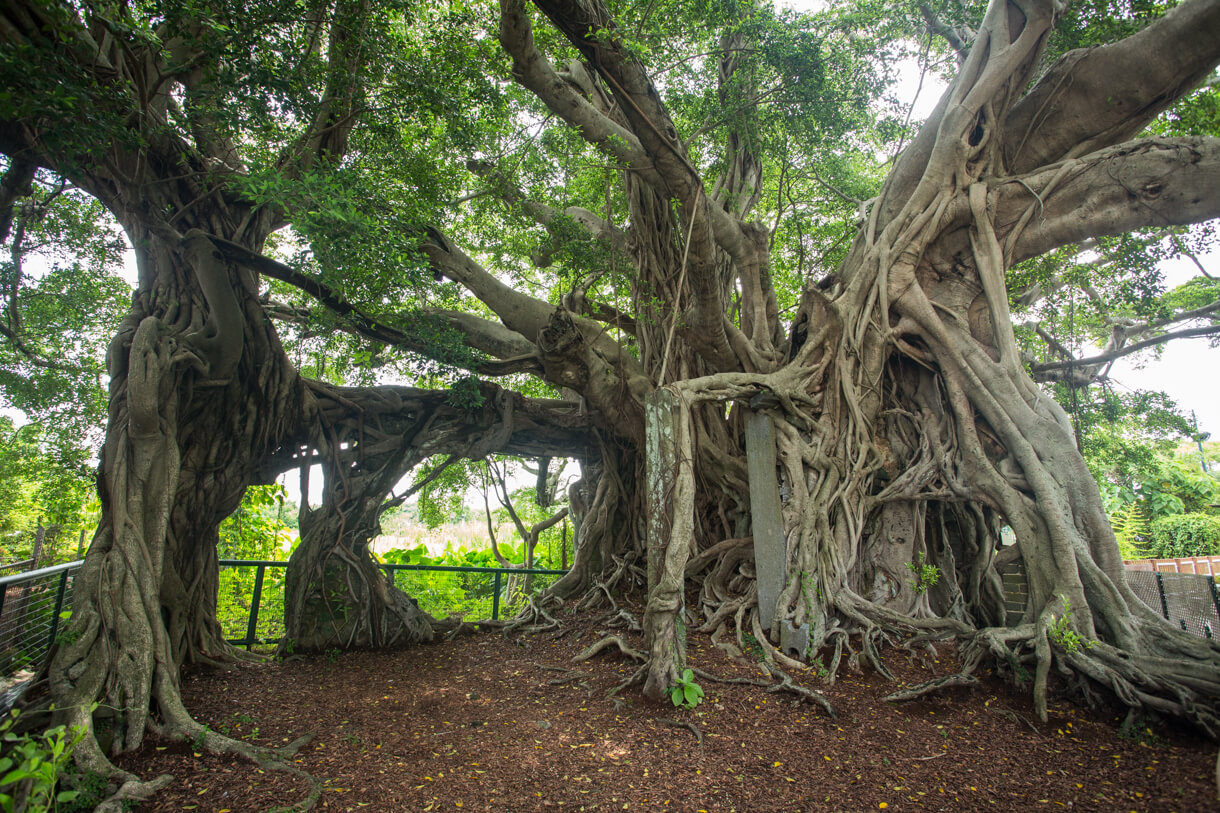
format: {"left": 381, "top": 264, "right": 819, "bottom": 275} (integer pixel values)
{"left": 498, "top": 0, "right": 661, "bottom": 187}
{"left": 522, "top": 0, "right": 748, "bottom": 370}
{"left": 1005, "top": 0, "right": 1220, "bottom": 174}
{"left": 466, "top": 160, "right": 630, "bottom": 256}
{"left": 1004, "top": 137, "right": 1220, "bottom": 264}
{"left": 420, "top": 230, "right": 556, "bottom": 343}
{"left": 0, "top": 158, "right": 35, "bottom": 242}
{"left": 281, "top": 0, "right": 369, "bottom": 172}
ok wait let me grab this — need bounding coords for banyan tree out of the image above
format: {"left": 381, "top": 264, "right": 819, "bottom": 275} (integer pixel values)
{"left": 1, "top": 0, "right": 1219, "bottom": 802}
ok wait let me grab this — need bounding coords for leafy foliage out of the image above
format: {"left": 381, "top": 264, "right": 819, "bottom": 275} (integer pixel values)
{"left": 1109, "top": 500, "right": 1151, "bottom": 560}
{"left": 0, "top": 418, "right": 96, "bottom": 561}
{"left": 905, "top": 554, "right": 940, "bottom": 595}
{"left": 1148, "top": 513, "right": 1220, "bottom": 559}
{"left": 0, "top": 709, "right": 85, "bottom": 813}
{"left": 380, "top": 537, "right": 566, "bottom": 621}
{"left": 668, "top": 668, "right": 705, "bottom": 710}
{"left": 215, "top": 485, "right": 295, "bottom": 645}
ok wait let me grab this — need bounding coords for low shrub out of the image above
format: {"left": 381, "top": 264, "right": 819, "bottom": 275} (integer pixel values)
{"left": 1148, "top": 513, "right": 1220, "bottom": 559}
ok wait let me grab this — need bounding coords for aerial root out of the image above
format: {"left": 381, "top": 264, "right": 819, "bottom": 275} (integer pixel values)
{"left": 761, "top": 665, "right": 838, "bottom": 719}
{"left": 573, "top": 635, "right": 647, "bottom": 663}
{"left": 601, "top": 608, "right": 642, "bottom": 632}
{"left": 656, "top": 717, "right": 703, "bottom": 745}
{"left": 276, "top": 734, "right": 315, "bottom": 759}
{"left": 749, "top": 610, "right": 807, "bottom": 672}
{"left": 534, "top": 662, "right": 589, "bottom": 686}
{"left": 987, "top": 705, "right": 1041, "bottom": 734}
{"left": 608, "top": 664, "right": 647, "bottom": 703}
{"left": 436, "top": 616, "right": 493, "bottom": 640}
{"left": 692, "top": 666, "right": 837, "bottom": 720}
{"left": 156, "top": 720, "right": 323, "bottom": 811}
{"left": 882, "top": 673, "right": 980, "bottom": 703}
{"left": 502, "top": 595, "right": 561, "bottom": 634}
{"left": 95, "top": 773, "right": 175, "bottom": 813}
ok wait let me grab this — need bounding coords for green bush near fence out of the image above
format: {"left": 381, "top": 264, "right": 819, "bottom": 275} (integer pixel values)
{"left": 217, "top": 565, "right": 287, "bottom": 646}
{"left": 213, "top": 540, "right": 565, "bottom": 646}
{"left": 380, "top": 541, "right": 562, "bottom": 621}
{"left": 1148, "top": 513, "right": 1220, "bottom": 559}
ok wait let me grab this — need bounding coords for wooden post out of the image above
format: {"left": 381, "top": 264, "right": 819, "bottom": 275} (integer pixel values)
{"left": 744, "top": 411, "right": 786, "bottom": 632}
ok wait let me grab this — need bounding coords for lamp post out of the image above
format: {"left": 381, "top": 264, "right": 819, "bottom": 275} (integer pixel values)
{"left": 1191, "top": 412, "right": 1210, "bottom": 474}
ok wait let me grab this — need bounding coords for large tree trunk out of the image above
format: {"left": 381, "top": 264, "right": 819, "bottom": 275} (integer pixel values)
{"left": 281, "top": 383, "right": 592, "bottom": 651}
{"left": 527, "top": 0, "right": 1220, "bottom": 736}
{"left": 48, "top": 210, "right": 303, "bottom": 783}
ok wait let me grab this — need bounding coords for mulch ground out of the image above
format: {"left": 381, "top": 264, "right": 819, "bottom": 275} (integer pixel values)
{"left": 116, "top": 617, "right": 1219, "bottom": 812}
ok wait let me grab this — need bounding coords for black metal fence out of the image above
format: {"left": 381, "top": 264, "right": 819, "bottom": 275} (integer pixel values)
{"left": 0, "top": 558, "right": 567, "bottom": 705}
{"left": 1125, "top": 569, "right": 1220, "bottom": 639}
{"left": 216, "top": 559, "right": 567, "bottom": 649}
{"left": 0, "top": 561, "right": 78, "bottom": 708}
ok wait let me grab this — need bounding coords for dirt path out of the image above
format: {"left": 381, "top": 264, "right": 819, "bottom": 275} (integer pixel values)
{"left": 116, "top": 618, "right": 1217, "bottom": 812}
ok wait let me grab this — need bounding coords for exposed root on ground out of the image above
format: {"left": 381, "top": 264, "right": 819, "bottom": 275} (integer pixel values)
{"left": 692, "top": 666, "right": 837, "bottom": 720}
{"left": 502, "top": 595, "right": 562, "bottom": 635}
{"left": 533, "top": 663, "right": 589, "bottom": 686}
{"left": 656, "top": 717, "right": 703, "bottom": 745}
{"left": 95, "top": 774, "right": 175, "bottom": 813}
{"left": 573, "top": 635, "right": 647, "bottom": 663}
{"left": 883, "top": 673, "right": 980, "bottom": 703}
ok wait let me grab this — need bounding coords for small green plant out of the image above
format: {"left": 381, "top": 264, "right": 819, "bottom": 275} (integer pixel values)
{"left": 1118, "top": 715, "right": 1166, "bottom": 747}
{"left": 55, "top": 765, "right": 110, "bottom": 813}
{"left": 667, "top": 668, "right": 705, "bottom": 710}
{"left": 325, "top": 647, "right": 342, "bottom": 663}
{"left": 810, "top": 656, "right": 829, "bottom": 679}
{"left": 54, "top": 611, "right": 82, "bottom": 647}
{"left": 905, "top": 554, "right": 940, "bottom": 594}
{"left": 0, "top": 709, "right": 85, "bottom": 813}
{"left": 191, "top": 725, "right": 209, "bottom": 751}
{"left": 1047, "top": 599, "right": 1093, "bottom": 653}
{"left": 741, "top": 633, "right": 765, "bottom": 662}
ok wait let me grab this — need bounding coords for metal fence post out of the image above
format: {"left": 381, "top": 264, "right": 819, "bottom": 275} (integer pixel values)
{"left": 245, "top": 564, "right": 266, "bottom": 650}
{"left": 1209, "top": 576, "right": 1220, "bottom": 623}
{"left": 1154, "top": 572, "right": 1169, "bottom": 619}
{"left": 44, "top": 569, "right": 70, "bottom": 652}
{"left": 492, "top": 571, "right": 502, "bottom": 620}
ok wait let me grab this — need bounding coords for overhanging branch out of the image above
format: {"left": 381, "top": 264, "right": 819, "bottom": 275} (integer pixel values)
{"left": 1004, "top": 137, "right": 1220, "bottom": 264}
{"left": 1004, "top": 0, "right": 1220, "bottom": 174}
{"left": 1030, "top": 323, "right": 1220, "bottom": 376}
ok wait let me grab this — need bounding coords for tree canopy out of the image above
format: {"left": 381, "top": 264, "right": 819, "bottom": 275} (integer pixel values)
{"left": 3, "top": 0, "right": 1220, "bottom": 805}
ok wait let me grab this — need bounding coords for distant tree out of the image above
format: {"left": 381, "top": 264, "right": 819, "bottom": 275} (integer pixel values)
{"left": 0, "top": 417, "right": 95, "bottom": 561}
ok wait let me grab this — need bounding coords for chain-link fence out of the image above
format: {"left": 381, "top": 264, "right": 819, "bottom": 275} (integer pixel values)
{"left": 0, "top": 561, "right": 79, "bottom": 708}
{"left": 1125, "top": 569, "right": 1220, "bottom": 639}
